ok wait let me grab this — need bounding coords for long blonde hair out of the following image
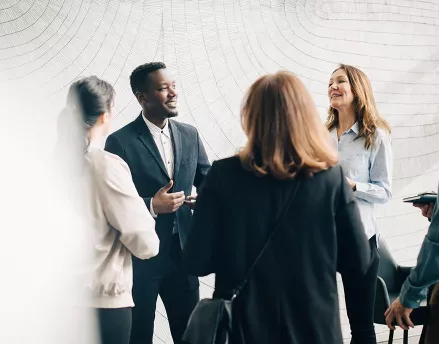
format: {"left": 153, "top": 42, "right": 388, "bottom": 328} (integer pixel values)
{"left": 239, "top": 71, "right": 338, "bottom": 179}
{"left": 326, "top": 64, "right": 391, "bottom": 149}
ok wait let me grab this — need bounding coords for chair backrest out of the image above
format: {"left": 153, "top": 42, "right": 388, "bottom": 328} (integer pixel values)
{"left": 374, "top": 276, "right": 391, "bottom": 324}
{"left": 377, "top": 236, "right": 400, "bottom": 293}
{"left": 375, "top": 236, "right": 428, "bottom": 326}
{"left": 374, "top": 237, "right": 400, "bottom": 325}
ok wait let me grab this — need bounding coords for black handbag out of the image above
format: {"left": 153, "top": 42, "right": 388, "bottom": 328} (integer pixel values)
{"left": 182, "top": 180, "right": 302, "bottom": 344}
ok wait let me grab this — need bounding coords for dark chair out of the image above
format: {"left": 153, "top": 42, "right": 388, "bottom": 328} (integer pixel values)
{"left": 374, "top": 236, "right": 428, "bottom": 344}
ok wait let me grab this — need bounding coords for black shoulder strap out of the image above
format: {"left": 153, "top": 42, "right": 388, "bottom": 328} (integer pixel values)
{"left": 231, "top": 179, "right": 302, "bottom": 301}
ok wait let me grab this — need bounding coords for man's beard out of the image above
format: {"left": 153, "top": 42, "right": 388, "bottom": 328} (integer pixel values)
{"left": 165, "top": 110, "right": 178, "bottom": 118}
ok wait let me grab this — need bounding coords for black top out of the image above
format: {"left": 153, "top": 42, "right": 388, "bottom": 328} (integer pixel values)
{"left": 182, "top": 156, "right": 371, "bottom": 344}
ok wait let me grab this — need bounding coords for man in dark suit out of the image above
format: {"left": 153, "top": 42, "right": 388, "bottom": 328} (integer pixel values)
{"left": 105, "top": 62, "right": 210, "bottom": 344}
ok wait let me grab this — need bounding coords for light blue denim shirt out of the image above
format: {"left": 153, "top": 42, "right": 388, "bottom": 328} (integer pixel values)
{"left": 399, "top": 185, "right": 439, "bottom": 308}
{"left": 330, "top": 122, "right": 393, "bottom": 239}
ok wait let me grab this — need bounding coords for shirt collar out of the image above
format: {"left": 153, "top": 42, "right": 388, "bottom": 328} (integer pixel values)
{"left": 329, "top": 121, "right": 359, "bottom": 135}
{"left": 142, "top": 112, "right": 171, "bottom": 138}
{"left": 350, "top": 122, "right": 359, "bottom": 134}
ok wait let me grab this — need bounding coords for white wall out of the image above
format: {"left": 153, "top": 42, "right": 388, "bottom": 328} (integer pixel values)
{"left": 0, "top": 0, "right": 438, "bottom": 342}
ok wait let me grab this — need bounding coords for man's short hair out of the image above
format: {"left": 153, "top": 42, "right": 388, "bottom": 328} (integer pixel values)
{"left": 130, "top": 62, "right": 166, "bottom": 95}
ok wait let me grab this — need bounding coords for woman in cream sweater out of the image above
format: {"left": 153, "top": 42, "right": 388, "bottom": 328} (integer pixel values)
{"left": 62, "top": 76, "right": 159, "bottom": 344}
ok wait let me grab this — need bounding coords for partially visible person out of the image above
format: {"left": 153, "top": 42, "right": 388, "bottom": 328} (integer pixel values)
{"left": 385, "top": 195, "right": 439, "bottom": 344}
{"left": 414, "top": 202, "right": 435, "bottom": 221}
{"left": 327, "top": 64, "right": 393, "bottom": 344}
{"left": 61, "top": 76, "right": 160, "bottom": 344}
{"left": 182, "top": 71, "right": 372, "bottom": 344}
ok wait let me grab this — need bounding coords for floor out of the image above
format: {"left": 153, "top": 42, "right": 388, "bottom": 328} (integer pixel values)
{"left": 379, "top": 336, "right": 420, "bottom": 344}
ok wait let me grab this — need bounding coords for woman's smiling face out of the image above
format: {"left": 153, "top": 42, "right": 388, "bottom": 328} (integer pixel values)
{"left": 328, "top": 68, "right": 355, "bottom": 111}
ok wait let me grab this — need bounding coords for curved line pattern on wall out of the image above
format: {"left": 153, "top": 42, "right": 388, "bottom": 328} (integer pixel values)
{"left": 1, "top": 1, "right": 438, "bottom": 342}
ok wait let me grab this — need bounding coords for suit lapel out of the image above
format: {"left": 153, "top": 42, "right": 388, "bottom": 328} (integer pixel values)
{"left": 169, "top": 120, "right": 182, "bottom": 181}
{"left": 135, "top": 114, "right": 169, "bottom": 178}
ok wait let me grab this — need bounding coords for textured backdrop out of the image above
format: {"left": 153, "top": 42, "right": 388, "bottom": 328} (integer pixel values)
{"left": 0, "top": 0, "right": 438, "bottom": 342}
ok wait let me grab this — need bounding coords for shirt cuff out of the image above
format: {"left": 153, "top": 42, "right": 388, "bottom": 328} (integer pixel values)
{"left": 399, "top": 280, "right": 428, "bottom": 309}
{"left": 354, "top": 181, "right": 368, "bottom": 195}
{"left": 150, "top": 198, "right": 157, "bottom": 218}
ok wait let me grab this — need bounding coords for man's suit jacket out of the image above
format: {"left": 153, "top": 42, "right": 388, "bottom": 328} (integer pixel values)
{"left": 105, "top": 114, "right": 210, "bottom": 275}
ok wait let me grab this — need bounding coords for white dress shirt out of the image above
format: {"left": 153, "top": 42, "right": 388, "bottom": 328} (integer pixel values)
{"left": 143, "top": 114, "right": 174, "bottom": 217}
{"left": 330, "top": 122, "right": 393, "bottom": 240}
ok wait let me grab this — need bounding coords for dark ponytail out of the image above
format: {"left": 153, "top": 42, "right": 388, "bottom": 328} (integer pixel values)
{"left": 66, "top": 76, "right": 115, "bottom": 149}
{"left": 54, "top": 76, "right": 115, "bottom": 175}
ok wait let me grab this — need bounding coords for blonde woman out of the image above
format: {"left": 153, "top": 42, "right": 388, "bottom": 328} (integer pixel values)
{"left": 327, "top": 64, "right": 393, "bottom": 344}
{"left": 182, "top": 71, "right": 371, "bottom": 344}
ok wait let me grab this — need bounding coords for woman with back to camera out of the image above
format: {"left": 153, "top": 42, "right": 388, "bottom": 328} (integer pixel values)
{"left": 182, "top": 71, "right": 372, "bottom": 344}
{"left": 327, "top": 64, "right": 393, "bottom": 344}
{"left": 62, "top": 76, "right": 160, "bottom": 344}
